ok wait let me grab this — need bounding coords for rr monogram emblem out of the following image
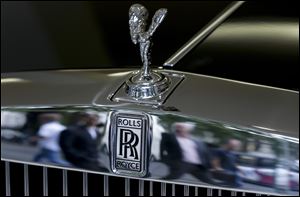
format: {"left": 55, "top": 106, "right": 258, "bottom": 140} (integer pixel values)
{"left": 110, "top": 112, "right": 151, "bottom": 177}
{"left": 118, "top": 129, "right": 139, "bottom": 159}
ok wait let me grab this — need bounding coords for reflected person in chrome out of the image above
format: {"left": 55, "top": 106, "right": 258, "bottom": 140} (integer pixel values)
{"left": 32, "top": 113, "right": 69, "bottom": 165}
{"left": 160, "top": 122, "right": 214, "bottom": 184}
{"left": 211, "top": 139, "right": 242, "bottom": 187}
{"left": 59, "top": 112, "right": 108, "bottom": 171}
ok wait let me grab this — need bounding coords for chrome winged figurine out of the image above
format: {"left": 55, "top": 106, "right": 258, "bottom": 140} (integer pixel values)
{"left": 129, "top": 4, "right": 167, "bottom": 80}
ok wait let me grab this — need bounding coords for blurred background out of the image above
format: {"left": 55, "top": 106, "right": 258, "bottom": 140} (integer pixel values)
{"left": 1, "top": 1, "right": 299, "bottom": 90}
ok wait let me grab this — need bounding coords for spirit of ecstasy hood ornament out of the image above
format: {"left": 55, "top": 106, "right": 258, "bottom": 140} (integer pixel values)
{"left": 126, "top": 4, "right": 170, "bottom": 99}
{"left": 129, "top": 4, "right": 167, "bottom": 79}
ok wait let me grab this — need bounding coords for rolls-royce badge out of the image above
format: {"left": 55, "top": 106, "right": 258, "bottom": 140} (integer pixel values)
{"left": 110, "top": 111, "right": 151, "bottom": 177}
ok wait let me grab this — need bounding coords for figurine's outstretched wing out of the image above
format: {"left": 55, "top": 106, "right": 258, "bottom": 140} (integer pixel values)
{"left": 148, "top": 8, "right": 167, "bottom": 36}
{"left": 129, "top": 4, "right": 149, "bottom": 44}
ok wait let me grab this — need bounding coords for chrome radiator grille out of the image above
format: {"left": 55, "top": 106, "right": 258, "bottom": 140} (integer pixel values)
{"left": 2, "top": 161, "right": 266, "bottom": 196}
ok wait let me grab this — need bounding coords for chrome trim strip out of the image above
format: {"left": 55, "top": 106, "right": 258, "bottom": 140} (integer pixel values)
{"left": 43, "top": 167, "right": 48, "bottom": 196}
{"left": 1, "top": 107, "right": 298, "bottom": 195}
{"left": 163, "top": 1, "right": 245, "bottom": 67}
{"left": 5, "top": 161, "right": 11, "bottom": 196}
{"left": 83, "top": 172, "right": 88, "bottom": 196}
{"left": 104, "top": 175, "right": 109, "bottom": 196}
{"left": 3, "top": 69, "right": 298, "bottom": 136}
{"left": 63, "top": 170, "right": 68, "bottom": 196}
{"left": 24, "top": 164, "right": 29, "bottom": 196}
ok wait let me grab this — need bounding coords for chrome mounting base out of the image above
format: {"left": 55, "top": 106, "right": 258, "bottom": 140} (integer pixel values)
{"left": 125, "top": 70, "right": 170, "bottom": 99}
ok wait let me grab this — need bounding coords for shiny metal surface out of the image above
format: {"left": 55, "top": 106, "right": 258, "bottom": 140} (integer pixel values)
{"left": 161, "top": 182, "right": 166, "bottom": 196}
{"left": 104, "top": 175, "right": 109, "bottom": 196}
{"left": 5, "top": 161, "right": 11, "bottom": 196}
{"left": 24, "top": 164, "right": 29, "bottom": 196}
{"left": 195, "top": 187, "right": 198, "bottom": 196}
{"left": 83, "top": 172, "right": 88, "bottom": 196}
{"left": 139, "top": 180, "right": 144, "bottom": 196}
{"left": 127, "top": 4, "right": 170, "bottom": 99}
{"left": 125, "top": 178, "right": 130, "bottom": 196}
{"left": 2, "top": 2, "right": 297, "bottom": 196}
{"left": 1, "top": 107, "right": 298, "bottom": 195}
{"left": 149, "top": 180, "right": 153, "bottom": 196}
{"left": 43, "top": 167, "right": 48, "bottom": 196}
{"left": 112, "top": 70, "right": 184, "bottom": 105}
{"left": 2, "top": 69, "right": 298, "bottom": 136}
{"left": 172, "top": 184, "right": 175, "bottom": 196}
{"left": 207, "top": 188, "right": 213, "bottom": 196}
{"left": 184, "top": 185, "right": 189, "bottom": 196}
{"left": 124, "top": 70, "right": 171, "bottom": 100}
{"left": 163, "top": 1, "right": 245, "bottom": 67}
{"left": 129, "top": 4, "right": 167, "bottom": 78}
{"left": 63, "top": 170, "right": 68, "bottom": 196}
{"left": 6, "top": 161, "right": 251, "bottom": 196}
{"left": 109, "top": 111, "right": 151, "bottom": 177}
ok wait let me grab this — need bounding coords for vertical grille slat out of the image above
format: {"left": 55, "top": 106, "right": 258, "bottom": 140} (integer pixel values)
{"left": 104, "top": 175, "right": 109, "bottom": 196}
{"left": 62, "top": 170, "right": 68, "bottom": 196}
{"left": 161, "top": 182, "right": 166, "bottom": 196}
{"left": 0, "top": 161, "right": 271, "bottom": 196}
{"left": 184, "top": 185, "right": 189, "bottom": 196}
{"left": 218, "top": 189, "right": 222, "bottom": 196}
{"left": 195, "top": 187, "right": 198, "bottom": 196}
{"left": 207, "top": 188, "right": 213, "bottom": 196}
{"left": 139, "top": 180, "right": 144, "bottom": 196}
{"left": 125, "top": 178, "right": 130, "bottom": 196}
{"left": 149, "top": 181, "right": 153, "bottom": 196}
{"left": 43, "top": 167, "right": 48, "bottom": 196}
{"left": 82, "top": 172, "right": 88, "bottom": 196}
{"left": 171, "top": 184, "right": 176, "bottom": 196}
{"left": 24, "top": 164, "right": 29, "bottom": 196}
{"left": 5, "top": 161, "right": 11, "bottom": 196}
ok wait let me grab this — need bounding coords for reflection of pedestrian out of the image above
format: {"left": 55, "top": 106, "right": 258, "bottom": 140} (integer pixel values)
{"left": 160, "top": 122, "right": 213, "bottom": 183}
{"left": 212, "top": 139, "right": 242, "bottom": 187}
{"left": 33, "top": 113, "right": 68, "bottom": 165}
{"left": 274, "top": 160, "right": 290, "bottom": 192}
{"left": 59, "top": 112, "right": 106, "bottom": 171}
